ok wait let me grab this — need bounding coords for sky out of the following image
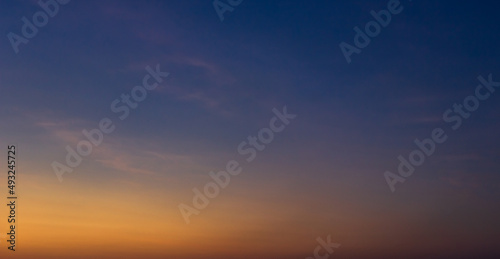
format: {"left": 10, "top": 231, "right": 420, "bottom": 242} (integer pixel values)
{"left": 1, "top": 0, "right": 500, "bottom": 258}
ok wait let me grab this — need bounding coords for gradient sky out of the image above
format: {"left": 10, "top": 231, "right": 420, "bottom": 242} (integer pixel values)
{"left": 1, "top": 0, "right": 500, "bottom": 258}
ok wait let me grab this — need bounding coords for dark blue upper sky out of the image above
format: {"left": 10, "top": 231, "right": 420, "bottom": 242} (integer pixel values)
{"left": 1, "top": 0, "right": 500, "bottom": 180}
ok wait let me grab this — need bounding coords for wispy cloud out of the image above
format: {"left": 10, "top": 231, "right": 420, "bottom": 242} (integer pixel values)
{"left": 36, "top": 116, "right": 196, "bottom": 177}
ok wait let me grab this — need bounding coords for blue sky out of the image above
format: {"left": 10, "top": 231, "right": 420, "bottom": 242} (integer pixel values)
{"left": 1, "top": 1, "right": 500, "bottom": 258}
